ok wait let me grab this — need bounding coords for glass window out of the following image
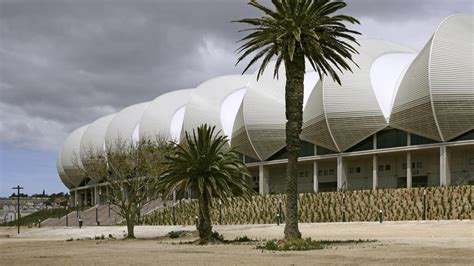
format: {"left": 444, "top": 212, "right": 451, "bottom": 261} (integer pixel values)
{"left": 377, "top": 129, "right": 407, "bottom": 149}
{"left": 412, "top": 162, "right": 416, "bottom": 169}
{"left": 356, "top": 167, "right": 361, "bottom": 173}
{"left": 378, "top": 165, "right": 384, "bottom": 171}
{"left": 316, "top": 145, "right": 337, "bottom": 155}
{"left": 385, "top": 165, "right": 391, "bottom": 171}
{"left": 452, "top": 130, "right": 474, "bottom": 141}
{"left": 300, "top": 141, "right": 315, "bottom": 157}
{"left": 349, "top": 167, "right": 354, "bottom": 173}
{"left": 318, "top": 170, "right": 323, "bottom": 176}
{"left": 416, "top": 162, "right": 423, "bottom": 169}
{"left": 347, "top": 136, "right": 373, "bottom": 152}
{"left": 402, "top": 163, "right": 407, "bottom": 170}
{"left": 411, "top": 134, "right": 439, "bottom": 145}
{"left": 329, "top": 169, "right": 334, "bottom": 175}
{"left": 324, "top": 170, "right": 328, "bottom": 176}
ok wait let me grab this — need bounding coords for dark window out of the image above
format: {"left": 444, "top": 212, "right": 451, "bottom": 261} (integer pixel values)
{"left": 402, "top": 163, "right": 407, "bottom": 170}
{"left": 318, "top": 170, "right": 323, "bottom": 176}
{"left": 416, "top": 162, "right": 423, "bottom": 169}
{"left": 267, "top": 147, "right": 288, "bottom": 161}
{"left": 411, "top": 134, "right": 439, "bottom": 145}
{"left": 385, "top": 165, "right": 391, "bottom": 171}
{"left": 347, "top": 136, "right": 373, "bottom": 152}
{"left": 324, "top": 170, "right": 328, "bottom": 176}
{"left": 329, "top": 169, "right": 334, "bottom": 175}
{"left": 356, "top": 167, "right": 361, "bottom": 173}
{"left": 349, "top": 167, "right": 354, "bottom": 173}
{"left": 377, "top": 129, "right": 407, "bottom": 149}
{"left": 378, "top": 165, "right": 384, "bottom": 171}
{"left": 268, "top": 141, "right": 315, "bottom": 161}
{"left": 452, "top": 130, "right": 474, "bottom": 141}
{"left": 316, "top": 145, "right": 337, "bottom": 155}
{"left": 300, "top": 141, "right": 315, "bottom": 157}
{"left": 244, "top": 155, "right": 260, "bottom": 163}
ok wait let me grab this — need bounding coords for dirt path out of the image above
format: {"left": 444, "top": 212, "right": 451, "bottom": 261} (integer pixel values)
{"left": 1, "top": 220, "right": 473, "bottom": 265}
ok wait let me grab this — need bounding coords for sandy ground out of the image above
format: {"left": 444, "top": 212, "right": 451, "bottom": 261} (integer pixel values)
{"left": 0, "top": 220, "right": 473, "bottom": 265}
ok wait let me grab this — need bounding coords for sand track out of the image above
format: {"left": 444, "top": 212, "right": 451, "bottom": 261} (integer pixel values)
{"left": 1, "top": 220, "right": 473, "bottom": 265}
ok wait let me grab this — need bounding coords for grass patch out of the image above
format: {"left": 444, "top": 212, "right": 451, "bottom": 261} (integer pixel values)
{"left": 5, "top": 208, "right": 71, "bottom": 226}
{"left": 256, "top": 238, "right": 376, "bottom": 251}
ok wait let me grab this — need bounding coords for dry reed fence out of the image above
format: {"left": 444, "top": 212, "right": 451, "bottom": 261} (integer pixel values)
{"left": 142, "top": 185, "right": 473, "bottom": 225}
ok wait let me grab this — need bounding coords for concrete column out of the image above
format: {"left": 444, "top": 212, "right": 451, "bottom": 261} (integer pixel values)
{"left": 407, "top": 133, "right": 411, "bottom": 146}
{"left": 407, "top": 151, "right": 412, "bottom": 188}
{"left": 372, "top": 154, "right": 378, "bottom": 189}
{"left": 440, "top": 146, "right": 451, "bottom": 186}
{"left": 259, "top": 165, "right": 270, "bottom": 195}
{"left": 337, "top": 156, "right": 347, "bottom": 191}
{"left": 313, "top": 161, "right": 319, "bottom": 193}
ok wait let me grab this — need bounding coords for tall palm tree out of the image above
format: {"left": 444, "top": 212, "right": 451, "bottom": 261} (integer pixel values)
{"left": 159, "top": 124, "right": 254, "bottom": 243}
{"left": 235, "top": 0, "right": 360, "bottom": 239}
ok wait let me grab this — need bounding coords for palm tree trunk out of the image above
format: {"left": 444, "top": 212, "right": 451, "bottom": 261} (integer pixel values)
{"left": 283, "top": 49, "right": 305, "bottom": 239}
{"left": 197, "top": 192, "right": 213, "bottom": 243}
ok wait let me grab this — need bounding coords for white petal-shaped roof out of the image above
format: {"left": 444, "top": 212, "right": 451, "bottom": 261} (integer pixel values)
{"left": 56, "top": 148, "right": 74, "bottom": 189}
{"left": 303, "top": 39, "right": 416, "bottom": 152}
{"left": 181, "top": 75, "right": 250, "bottom": 141}
{"left": 80, "top": 114, "right": 116, "bottom": 182}
{"left": 232, "top": 61, "right": 319, "bottom": 160}
{"left": 104, "top": 102, "right": 150, "bottom": 148}
{"left": 60, "top": 125, "right": 89, "bottom": 187}
{"left": 139, "top": 89, "right": 194, "bottom": 142}
{"left": 391, "top": 15, "right": 474, "bottom": 141}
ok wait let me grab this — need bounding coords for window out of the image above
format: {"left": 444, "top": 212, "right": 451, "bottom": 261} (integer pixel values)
{"left": 349, "top": 167, "right": 354, "bottom": 173}
{"left": 385, "top": 165, "right": 391, "bottom": 171}
{"left": 324, "top": 170, "right": 328, "bottom": 176}
{"left": 377, "top": 129, "right": 407, "bottom": 149}
{"left": 412, "top": 162, "right": 416, "bottom": 169}
{"left": 416, "top": 162, "right": 423, "bottom": 169}
{"left": 470, "top": 158, "right": 474, "bottom": 165}
{"left": 318, "top": 170, "right": 323, "bottom": 176}
{"left": 329, "top": 169, "right": 334, "bottom": 175}
{"left": 356, "top": 167, "right": 361, "bottom": 173}
{"left": 402, "top": 163, "right": 407, "bottom": 170}
{"left": 378, "top": 165, "right": 384, "bottom": 171}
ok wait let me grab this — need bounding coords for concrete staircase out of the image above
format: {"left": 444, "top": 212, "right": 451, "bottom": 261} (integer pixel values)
{"left": 42, "top": 198, "right": 166, "bottom": 227}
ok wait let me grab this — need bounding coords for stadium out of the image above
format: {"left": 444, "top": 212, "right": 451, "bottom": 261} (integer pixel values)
{"left": 57, "top": 15, "right": 474, "bottom": 207}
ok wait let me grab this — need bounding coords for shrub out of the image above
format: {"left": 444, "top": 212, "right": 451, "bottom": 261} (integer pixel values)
{"left": 168, "top": 231, "right": 181, "bottom": 239}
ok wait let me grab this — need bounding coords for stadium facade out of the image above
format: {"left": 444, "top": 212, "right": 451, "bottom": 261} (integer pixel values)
{"left": 57, "top": 15, "right": 474, "bottom": 206}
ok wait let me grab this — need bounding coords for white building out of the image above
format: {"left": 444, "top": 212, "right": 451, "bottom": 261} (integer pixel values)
{"left": 57, "top": 15, "right": 474, "bottom": 205}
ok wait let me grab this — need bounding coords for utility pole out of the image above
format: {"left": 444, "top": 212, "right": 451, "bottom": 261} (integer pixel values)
{"left": 12, "top": 185, "right": 24, "bottom": 234}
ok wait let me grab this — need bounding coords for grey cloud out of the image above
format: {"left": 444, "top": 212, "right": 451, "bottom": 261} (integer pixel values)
{"left": 0, "top": 0, "right": 472, "bottom": 153}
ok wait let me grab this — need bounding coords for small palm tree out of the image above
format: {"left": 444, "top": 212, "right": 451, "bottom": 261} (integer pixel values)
{"left": 159, "top": 124, "right": 254, "bottom": 243}
{"left": 235, "top": 0, "right": 360, "bottom": 239}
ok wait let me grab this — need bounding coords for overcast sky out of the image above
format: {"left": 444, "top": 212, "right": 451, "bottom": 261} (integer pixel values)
{"left": 0, "top": 0, "right": 472, "bottom": 196}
